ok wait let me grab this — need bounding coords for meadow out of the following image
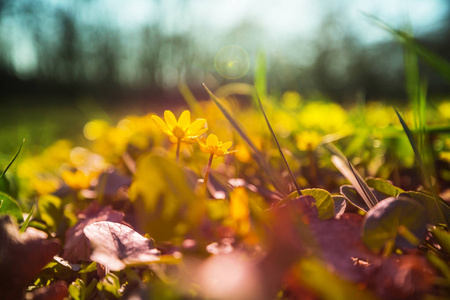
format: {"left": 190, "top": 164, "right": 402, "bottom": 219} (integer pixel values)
{"left": 1, "top": 23, "right": 450, "bottom": 300}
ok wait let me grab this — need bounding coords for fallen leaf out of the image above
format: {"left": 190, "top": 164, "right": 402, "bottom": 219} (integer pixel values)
{"left": 262, "top": 195, "right": 436, "bottom": 299}
{"left": 83, "top": 221, "right": 160, "bottom": 271}
{"left": 62, "top": 203, "right": 126, "bottom": 263}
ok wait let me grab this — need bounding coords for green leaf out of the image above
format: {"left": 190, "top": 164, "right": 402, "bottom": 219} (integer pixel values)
{"left": 129, "top": 154, "right": 202, "bottom": 242}
{"left": 97, "top": 273, "right": 122, "bottom": 298}
{"left": 38, "top": 194, "right": 63, "bottom": 232}
{"left": 19, "top": 204, "right": 35, "bottom": 233}
{"left": 400, "top": 191, "right": 450, "bottom": 225}
{"left": 0, "top": 192, "right": 23, "bottom": 223}
{"left": 79, "top": 261, "right": 97, "bottom": 274}
{"left": 301, "top": 188, "right": 335, "bottom": 220}
{"left": 426, "top": 252, "right": 450, "bottom": 281}
{"left": 366, "top": 178, "right": 404, "bottom": 197}
{"left": 363, "top": 197, "right": 427, "bottom": 252}
{"left": 69, "top": 278, "right": 86, "bottom": 300}
{"left": 34, "top": 257, "right": 77, "bottom": 286}
{"left": 0, "top": 176, "right": 10, "bottom": 195}
{"left": 430, "top": 226, "right": 450, "bottom": 254}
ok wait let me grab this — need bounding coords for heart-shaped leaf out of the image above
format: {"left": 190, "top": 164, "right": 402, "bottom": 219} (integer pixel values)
{"left": 400, "top": 191, "right": 450, "bottom": 225}
{"left": 301, "top": 189, "right": 335, "bottom": 220}
{"left": 84, "top": 221, "right": 160, "bottom": 271}
{"left": 363, "top": 197, "right": 427, "bottom": 252}
{"left": 340, "top": 185, "right": 390, "bottom": 212}
{"left": 340, "top": 185, "right": 370, "bottom": 212}
{"left": 366, "top": 178, "right": 404, "bottom": 197}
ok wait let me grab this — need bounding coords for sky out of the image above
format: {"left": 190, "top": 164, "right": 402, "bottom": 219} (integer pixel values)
{"left": 97, "top": 0, "right": 448, "bottom": 42}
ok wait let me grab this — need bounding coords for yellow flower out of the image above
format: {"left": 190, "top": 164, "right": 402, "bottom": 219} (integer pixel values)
{"left": 61, "top": 169, "right": 94, "bottom": 190}
{"left": 198, "top": 134, "right": 235, "bottom": 157}
{"left": 151, "top": 110, "right": 207, "bottom": 143}
{"left": 296, "top": 131, "right": 322, "bottom": 151}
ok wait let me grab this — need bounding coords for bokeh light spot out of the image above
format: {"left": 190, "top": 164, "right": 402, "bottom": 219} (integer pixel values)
{"left": 214, "top": 45, "right": 250, "bottom": 79}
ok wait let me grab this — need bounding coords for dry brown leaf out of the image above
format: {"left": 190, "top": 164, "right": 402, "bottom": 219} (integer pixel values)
{"left": 62, "top": 203, "right": 126, "bottom": 263}
{"left": 84, "top": 221, "right": 160, "bottom": 271}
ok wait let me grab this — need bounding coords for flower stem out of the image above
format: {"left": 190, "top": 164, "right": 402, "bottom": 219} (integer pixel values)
{"left": 203, "top": 153, "right": 214, "bottom": 190}
{"left": 176, "top": 139, "right": 181, "bottom": 163}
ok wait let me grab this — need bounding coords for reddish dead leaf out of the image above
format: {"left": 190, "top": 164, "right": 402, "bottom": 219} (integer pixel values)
{"left": 372, "top": 255, "right": 436, "bottom": 299}
{"left": 262, "top": 195, "right": 436, "bottom": 299}
{"left": 62, "top": 202, "right": 127, "bottom": 263}
{"left": 84, "top": 221, "right": 160, "bottom": 271}
{"left": 0, "top": 216, "right": 60, "bottom": 300}
{"left": 25, "top": 280, "right": 68, "bottom": 300}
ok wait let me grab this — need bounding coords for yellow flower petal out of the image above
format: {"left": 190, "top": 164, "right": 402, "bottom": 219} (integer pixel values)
{"left": 178, "top": 110, "right": 191, "bottom": 131}
{"left": 220, "top": 141, "right": 232, "bottom": 152}
{"left": 151, "top": 115, "right": 172, "bottom": 135}
{"left": 206, "top": 134, "right": 219, "bottom": 147}
{"left": 198, "top": 141, "right": 209, "bottom": 153}
{"left": 169, "top": 136, "right": 178, "bottom": 143}
{"left": 194, "top": 128, "right": 208, "bottom": 137}
{"left": 164, "top": 110, "right": 178, "bottom": 131}
{"left": 186, "top": 119, "right": 206, "bottom": 136}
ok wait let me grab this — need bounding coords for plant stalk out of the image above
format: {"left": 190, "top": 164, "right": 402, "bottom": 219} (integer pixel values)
{"left": 203, "top": 153, "right": 214, "bottom": 191}
{"left": 176, "top": 139, "right": 181, "bottom": 163}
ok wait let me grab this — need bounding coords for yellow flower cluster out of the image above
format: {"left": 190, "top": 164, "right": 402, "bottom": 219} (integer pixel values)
{"left": 151, "top": 110, "right": 207, "bottom": 144}
{"left": 151, "top": 109, "right": 236, "bottom": 188}
{"left": 151, "top": 110, "right": 235, "bottom": 158}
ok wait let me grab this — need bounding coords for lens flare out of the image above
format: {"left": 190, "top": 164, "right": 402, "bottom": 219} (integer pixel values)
{"left": 214, "top": 45, "right": 250, "bottom": 79}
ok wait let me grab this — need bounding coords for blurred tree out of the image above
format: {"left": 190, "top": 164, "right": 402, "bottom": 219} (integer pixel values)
{"left": 0, "top": 0, "right": 448, "bottom": 103}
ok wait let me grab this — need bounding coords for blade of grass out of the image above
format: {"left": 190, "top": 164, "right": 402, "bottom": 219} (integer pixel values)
{"left": 177, "top": 82, "right": 204, "bottom": 117}
{"left": 254, "top": 53, "right": 301, "bottom": 195}
{"left": 203, "top": 84, "right": 260, "bottom": 155}
{"left": 19, "top": 204, "right": 35, "bottom": 233}
{"left": 324, "top": 143, "right": 377, "bottom": 209}
{"left": 347, "top": 158, "right": 377, "bottom": 207}
{"left": 416, "top": 80, "right": 438, "bottom": 188}
{"left": 0, "top": 139, "right": 24, "bottom": 180}
{"left": 364, "top": 13, "right": 450, "bottom": 82}
{"left": 254, "top": 52, "right": 268, "bottom": 104}
{"left": 202, "top": 83, "right": 285, "bottom": 193}
{"left": 394, "top": 108, "right": 447, "bottom": 225}
{"left": 255, "top": 90, "right": 301, "bottom": 195}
